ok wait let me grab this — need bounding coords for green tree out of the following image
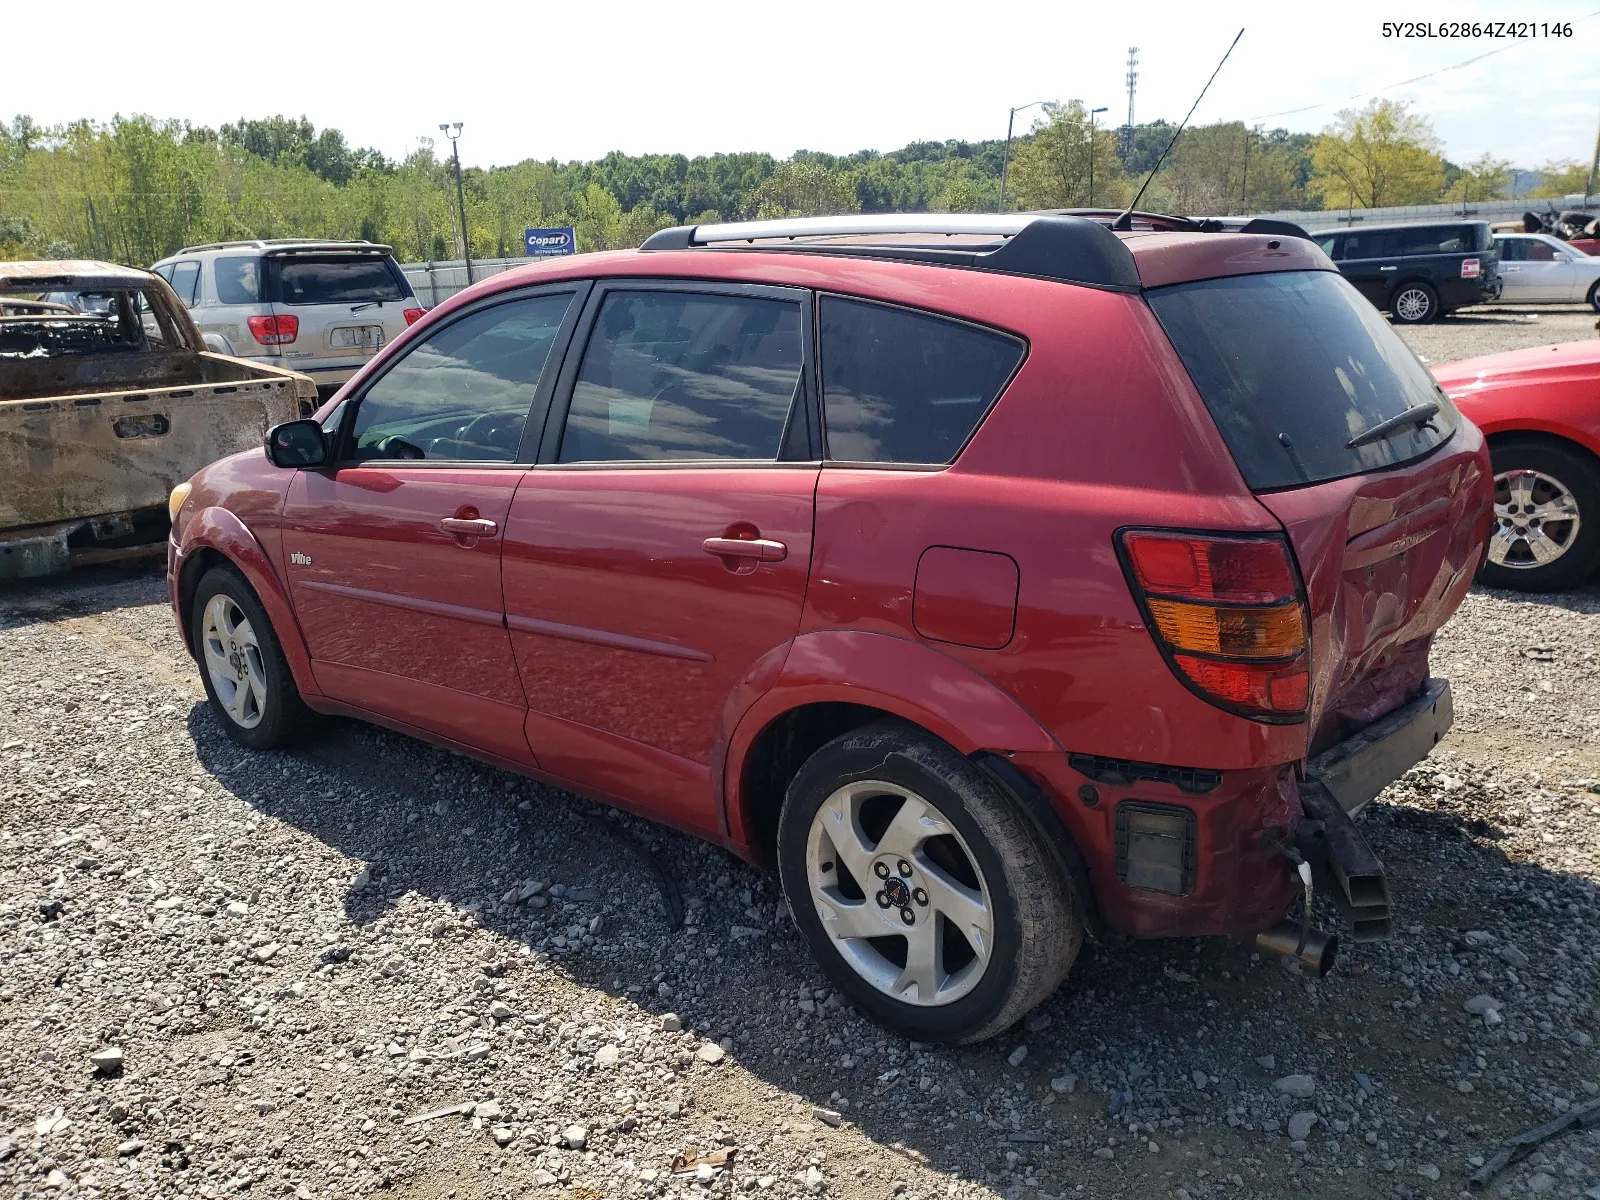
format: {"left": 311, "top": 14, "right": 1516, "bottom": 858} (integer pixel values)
{"left": 1008, "top": 101, "right": 1127, "bottom": 211}
{"left": 750, "top": 161, "right": 859, "bottom": 219}
{"left": 1529, "top": 159, "right": 1594, "bottom": 199}
{"left": 1308, "top": 99, "right": 1446, "bottom": 210}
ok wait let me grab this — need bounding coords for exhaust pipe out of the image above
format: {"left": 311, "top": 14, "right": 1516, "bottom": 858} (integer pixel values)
{"left": 1256, "top": 920, "right": 1339, "bottom": 977}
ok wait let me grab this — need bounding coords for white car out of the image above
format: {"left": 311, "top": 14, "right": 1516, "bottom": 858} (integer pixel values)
{"left": 151, "top": 240, "right": 425, "bottom": 399}
{"left": 1491, "top": 233, "right": 1600, "bottom": 310}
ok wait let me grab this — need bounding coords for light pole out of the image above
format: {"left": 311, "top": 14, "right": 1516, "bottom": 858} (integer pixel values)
{"left": 1088, "top": 107, "right": 1108, "bottom": 207}
{"left": 998, "top": 100, "right": 1049, "bottom": 211}
{"left": 439, "top": 122, "right": 472, "bottom": 284}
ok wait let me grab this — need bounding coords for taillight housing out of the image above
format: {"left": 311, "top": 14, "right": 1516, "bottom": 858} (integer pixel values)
{"left": 1461, "top": 258, "right": 1481, "bottom": 278}
{"left": 1118, "top": 530, "right": 1310, "bottom": 722}
{"left": 402, "top": 307, "right": 426, "bottom": 326}
{"left": 247, "top": 314, "right": 299, "bottom": 345}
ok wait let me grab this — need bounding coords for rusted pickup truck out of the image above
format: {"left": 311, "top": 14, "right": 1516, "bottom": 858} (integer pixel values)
{"left": 1, "top": 261, "right": 315, "bottom": 579}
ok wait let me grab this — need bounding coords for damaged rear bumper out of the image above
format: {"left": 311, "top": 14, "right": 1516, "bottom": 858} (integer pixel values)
{"left": 1293, "top": 678, "right": 1455, "bottom": 942}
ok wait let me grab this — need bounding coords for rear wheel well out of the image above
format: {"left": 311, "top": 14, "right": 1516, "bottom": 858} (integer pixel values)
{"left": 738, "top": 703, "right": 898, "bottom": 865}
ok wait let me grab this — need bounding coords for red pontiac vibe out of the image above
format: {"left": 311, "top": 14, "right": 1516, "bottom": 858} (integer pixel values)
{"left": 1432, "top": 338, "right": 1600, "bottom": 592}
{"left": 167, "top": 213, "right": 1492, "bottom": 1042}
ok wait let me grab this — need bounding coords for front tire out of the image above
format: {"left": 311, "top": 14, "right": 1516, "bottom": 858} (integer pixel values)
{"left": 777, "top": 723, "right": 1082, "bottom": 1043}
{"left": 1479, "top": 439, "right": 1600, "bottom": 592}
{"left": 1390, "top": 281, "right": 1439, "bottom": 324}
{"left": 1587, "top": 280, "right": 1600, "bottom": 314}
{"left": 191, "top": 566, "right": 309, "bottom": 749}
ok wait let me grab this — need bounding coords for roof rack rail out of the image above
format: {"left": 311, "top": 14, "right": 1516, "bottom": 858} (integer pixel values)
{"left": 640, "top": 214, "right": 1142, "bottom": 291}
{"left": 1046, "top": 209, "right": 1311, "bottom": 239}
{"left": 173, "top": 237, "right": 387, "bottom": 256}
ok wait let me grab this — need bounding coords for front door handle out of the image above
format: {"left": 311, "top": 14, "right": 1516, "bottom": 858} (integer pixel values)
{"left": 702, "top": 536, "right": 787, "bottom": 562}
{"left": 440, "top": 517, "right": 498, "bottom": 537}
{"left": 1379, "top": 265, "right": 1398, "bottom": 271}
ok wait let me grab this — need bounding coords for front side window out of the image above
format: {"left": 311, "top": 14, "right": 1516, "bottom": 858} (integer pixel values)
{"left": 1315, "top": 235, "right": 1338, "bottom": 258}
{"left": 558, "top": 290, "right": 803, "bottom": 462}
{"left": 348, "top": 293, "right": 574, "bottom": 463}
{"left": 214, "top": 257, "right": 263, "bottom": 305}
{"left": 1340, "top": 231, "right": 1389, "bottom": 260}
{"left": 819, "top": 296, "right": 1025, "bottom": 465}
{"left": 1525, "top": 239, "right": 1559, "bottom": 262}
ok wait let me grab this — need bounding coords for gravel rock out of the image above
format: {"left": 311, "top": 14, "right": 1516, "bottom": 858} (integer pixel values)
{"left": 562, "top": 1123, "right": 588, "bottom": 1150}
{"left": 1275, "top": 1074, "right": 1316, "bottom": 1099}
{"left": 88, "top": 1046, "right": 123, "bottom": 1075}
{"left": 695, "top": 1041, "right": 726, "bottom": 1064}
{"left": 1287, "top": 1111, "right": 1318, "bottom": 1140}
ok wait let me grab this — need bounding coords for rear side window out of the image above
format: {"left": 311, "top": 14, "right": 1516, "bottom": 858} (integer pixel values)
{"left": 819, "top": 296, "right": 1024, "bottom": 464}
{"left": 215, "top": 257, "right": 264, "bottom": 305}
{"left": 558, "top": 290, "right": 804, "bottom": 462}
{"left": 1391, "top": 225, "right": 1468, "bottom": 255}
{"left": 270, "top": 256, "right": 406, "bottom": 306}
{"left": 1148, "top": 270, "right": 1456, "bottom": 491}
{"left": 1495, "top": 238, "right": 1525, "bottom": 261}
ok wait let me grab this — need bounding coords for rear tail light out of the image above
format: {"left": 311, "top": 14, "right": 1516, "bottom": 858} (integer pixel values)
{"left": 1461, "top": 258, "right": 1481, "bottom": 278}
{"left": 1119, "top": 530, "right": 1310, "bottom": 722}
{"left": 247, "top": 314, "right": 299, "bottom": 345}
{"left": 403, "top": 307, "right": 426, "bottom": 326}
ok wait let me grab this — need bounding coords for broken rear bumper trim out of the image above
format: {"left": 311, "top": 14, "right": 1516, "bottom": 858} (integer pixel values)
{"left": 1308, "top": 678, "right": 1453, "bottom": 816}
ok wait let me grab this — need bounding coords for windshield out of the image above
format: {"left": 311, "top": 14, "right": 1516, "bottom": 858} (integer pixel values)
{"left": 1146, "top": 270, "right": 1457, "bottom": 490}
{"left": 269, "top": 255, "right": 407, "bottom": 306}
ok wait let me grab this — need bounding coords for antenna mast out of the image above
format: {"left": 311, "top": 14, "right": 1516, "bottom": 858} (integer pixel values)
{"left": 1123, "top": 47, "right": 1139, "bottom": 152}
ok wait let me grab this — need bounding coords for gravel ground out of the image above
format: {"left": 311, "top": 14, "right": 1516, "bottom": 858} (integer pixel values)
{"left": 2, "top": 320, "right": 1599, "bottom": 1200}
{"left": 1397, "top": 304, "right": 1598, "bottom": 366}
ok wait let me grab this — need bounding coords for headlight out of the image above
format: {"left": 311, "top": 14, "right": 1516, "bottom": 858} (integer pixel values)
{"left": 168, "top": 482, "right": 193, "bottom": 523}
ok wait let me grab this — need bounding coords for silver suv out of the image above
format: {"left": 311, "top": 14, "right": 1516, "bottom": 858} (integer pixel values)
{"left": 151, "top": 240, "right": 423, "bottom": 398}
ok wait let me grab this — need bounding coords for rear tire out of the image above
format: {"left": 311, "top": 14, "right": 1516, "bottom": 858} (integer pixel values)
{"left": 776, "top": 722, "right": 1082, "bottom": 1043}
{"left": 1479, "top": 439, "right": 1600, "bottom": 592}
{"left": 1390, "top": 282, "right": 1439, "bottom": 324}
{"left": 191, "top": 566, "right": 309, "bottom": 749}
{"left": 1587, "top": 280, "right": 1600, "bottom": 314}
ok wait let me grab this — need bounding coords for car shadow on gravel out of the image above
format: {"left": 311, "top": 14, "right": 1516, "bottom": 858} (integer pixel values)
{"left": 184, "top": 702, "right": 1600, "bottom": 1195}
{"left": 1473, "top": 578, "right": 1600, "bottom": 616}
{"left": 0, "top": 561, "right": 167, "bottom": 625}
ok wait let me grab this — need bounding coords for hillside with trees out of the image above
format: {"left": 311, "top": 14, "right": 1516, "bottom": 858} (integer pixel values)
{"left": 0, "top": 101, "right": 1589, "bottom": 266}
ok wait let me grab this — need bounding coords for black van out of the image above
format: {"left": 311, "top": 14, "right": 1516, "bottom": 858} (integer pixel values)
{"left": 1311, "top": 221, "right": 1501, "bottom": 324}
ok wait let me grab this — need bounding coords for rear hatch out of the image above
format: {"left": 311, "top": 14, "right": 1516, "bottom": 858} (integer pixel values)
{"left": 1147, "top": 268, "right": 1493, "bottom": 752}
{"left": 264, "top": 250, "right": 417, "bottom": 378}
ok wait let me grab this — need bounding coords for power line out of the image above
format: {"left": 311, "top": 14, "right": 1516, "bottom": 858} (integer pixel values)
{"left": 1246, "top": 11, "right": 1600, "bottom": 123}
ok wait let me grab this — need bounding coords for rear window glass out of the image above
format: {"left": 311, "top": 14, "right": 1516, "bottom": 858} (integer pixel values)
{"left": 270, "top": 256, "right": 406, "bottom": 306}
{"left": 1147, "top": 270, "right": 1457, "bottom": 491}
{"left": 819, "top": 296, "right": 1024, "bottom": 464}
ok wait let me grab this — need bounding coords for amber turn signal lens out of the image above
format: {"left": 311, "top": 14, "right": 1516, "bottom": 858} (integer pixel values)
{"left": 1145, "top": 598, "right": 1305, "bottom": 659}
{"left": 168, "top": 482, "right": 192, "bottom": 523}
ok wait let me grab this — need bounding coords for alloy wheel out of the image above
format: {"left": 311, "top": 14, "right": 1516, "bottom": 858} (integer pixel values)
{"left": 201, "top": 594, "right": 268, "bottom": 729}
{"left": 804, "top": 780, "right": 994, "bottom": 1007}
{"left": 1489, "top": 468, "right": 1582, "bottom": 570}
{"left": 1394, "top": 287, "right": 1432, "bottom": 322}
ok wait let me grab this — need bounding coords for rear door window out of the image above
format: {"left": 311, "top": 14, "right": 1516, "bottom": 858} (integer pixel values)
{"left": 168, "top": 260, "right": 201, "bottom": 306}
{"left": 1339, "top": 231, "right": 1390, "bottom": 261}
{"left": 1147, "top": 270, "right": 1457, "bottom": 491}
{"left": 1495, "top": 238, "right": 1526, "bottom": 261}
{"left": 269, "top": 256, "right": 407, "bottom": 306}
{"left": 557, "top": 289, "right": 805, "bottom": 462}
{"left": 818, "top": 296, "right": 1025, "bottom": 464}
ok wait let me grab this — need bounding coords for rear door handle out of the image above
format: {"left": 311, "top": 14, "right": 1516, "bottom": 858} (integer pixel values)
{"left": 702, "top": 536, "right": 786, "bottom": 562}
{"left": 440, "top": 517, "right": 498, "bottom": 537}
{"left": 1379, "top": 265, "right": 1397, "bottom": 271}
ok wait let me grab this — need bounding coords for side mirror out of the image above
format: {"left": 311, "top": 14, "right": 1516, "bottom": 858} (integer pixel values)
{"left": 265, "top": 419, "right": 330, "bottom": 468}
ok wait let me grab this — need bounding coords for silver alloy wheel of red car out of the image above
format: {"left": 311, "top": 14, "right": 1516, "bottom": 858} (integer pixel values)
{"left": 1489, "top": 468, "right": 1583, "bottom": 570}
{"left": 201, "top": 593, "right": 268, "bottom": 730}
{"left": 804, "top": 780, "right": 995, "bottom": 1007}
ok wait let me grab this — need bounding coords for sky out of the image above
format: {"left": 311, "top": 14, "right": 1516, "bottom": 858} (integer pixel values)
{"left": 7, "top": 0, "right": 1600, "bottom": 173}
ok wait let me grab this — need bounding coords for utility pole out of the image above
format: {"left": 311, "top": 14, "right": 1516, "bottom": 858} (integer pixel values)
{"left": 439, "top": 122, "right": 472, "bottom": 284}
{"left": 1240, "top": 125, "right": 1250, "bottom": 214}
{"left": 1587, "top": 97, "right": 1600, "bottom": 207}
{"left": 1123, "top": 47, "right": 1139, "bottom": 154}
{"left": 998, "top": 101, "right": 1048, "bottom": 211}
{"left": 1089, "top": 107, "right": 1108, "bottom": 206}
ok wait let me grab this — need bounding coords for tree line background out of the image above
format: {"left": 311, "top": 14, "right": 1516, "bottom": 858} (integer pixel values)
{"left": 1, "top": 100, "right": 1591, "bottom": 266}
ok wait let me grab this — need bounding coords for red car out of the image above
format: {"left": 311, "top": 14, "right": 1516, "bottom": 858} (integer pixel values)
{"left": 1433, "top": 339, "right": 1600, "bottom": 592}
{"left": 167, "top": 214, "right": 1491, "bottom": 1042}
